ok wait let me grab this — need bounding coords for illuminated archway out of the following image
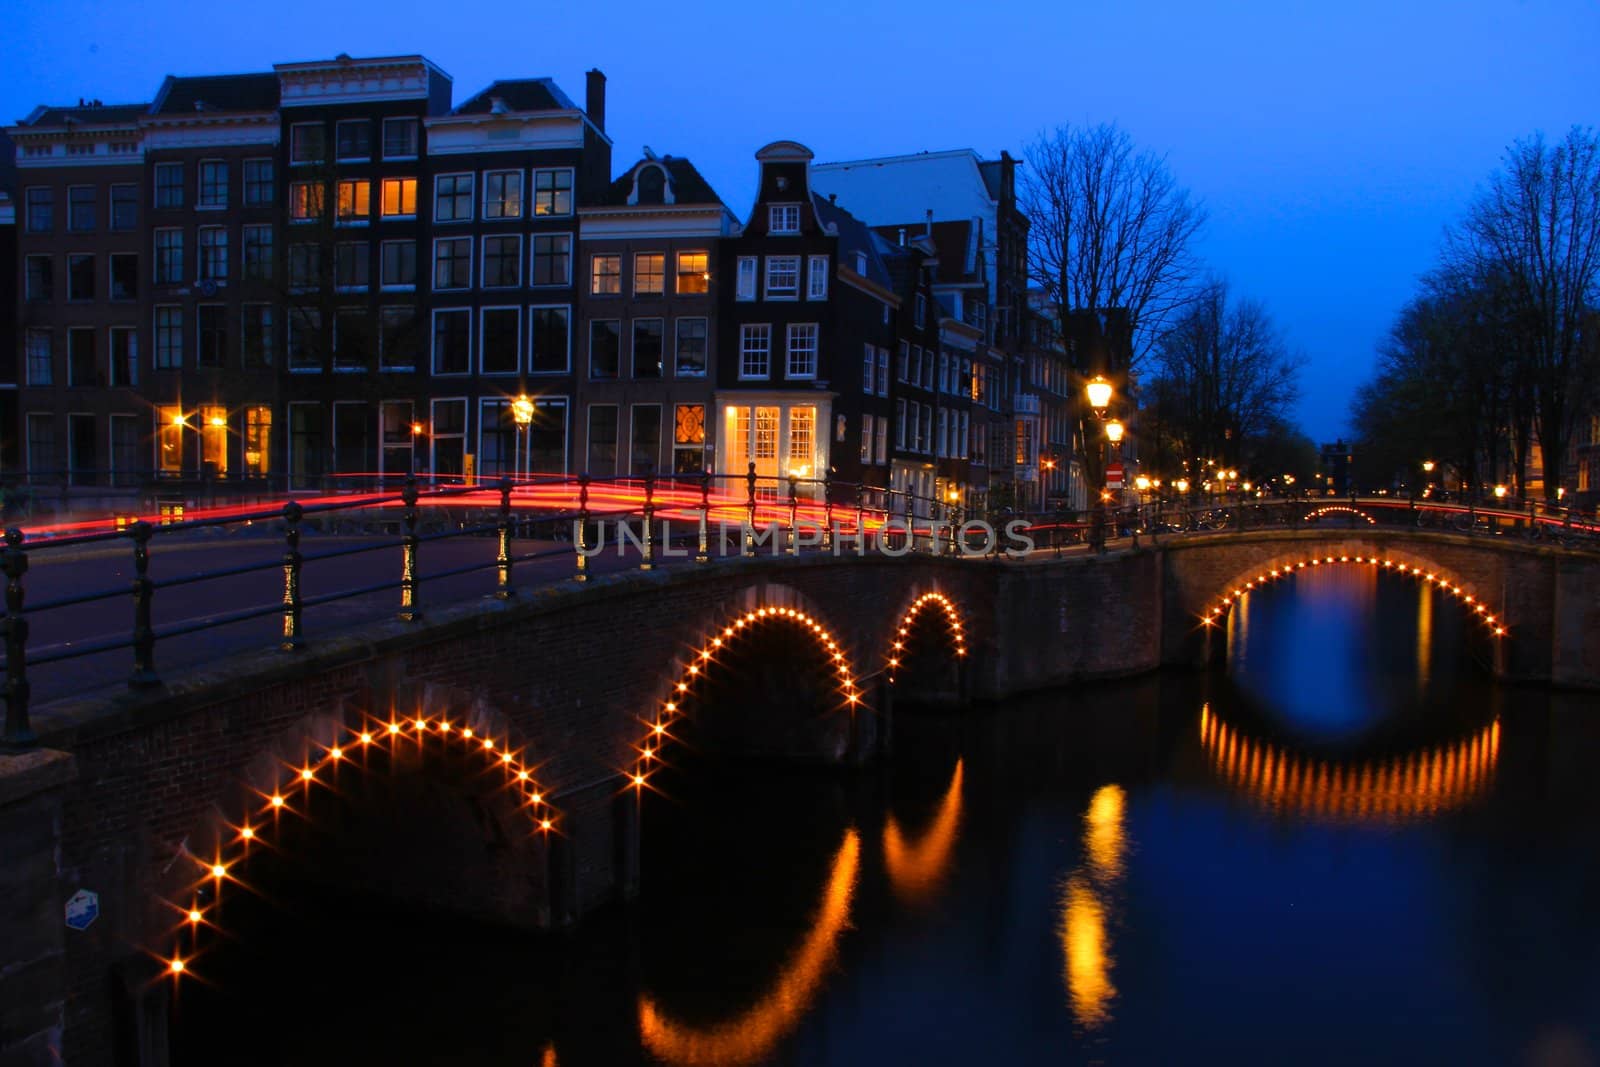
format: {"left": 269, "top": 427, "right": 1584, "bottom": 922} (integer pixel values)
{"left": 156, "top": 706, "right": 556, "bottom": 983}
{"left": 1199, "top": 553, "right": 1507, "bottom": 641}
{"left": 1198, "top": 704, "right": 1500, "bottom": 820}
{"left": 636, "top": 827, "right": 861, "bottom": 1066}
{"left": 883, "top": 759, "right": 964, "bottom": 904}
{"left": 632, "top": 604, "right": 864, "bottom": 791}
{"left": 886, "top": 591, "right": 967, "bottom": 684}
{"left": 1303, "top": 505, "right": 1376, "bottom": 525}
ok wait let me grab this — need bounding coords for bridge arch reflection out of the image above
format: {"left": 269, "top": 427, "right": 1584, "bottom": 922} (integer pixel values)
{"left": 636, "top": 827, "right": 861, "bottom": 1066}
{"left": 1198, "top": 704, "right": 1501, "bottom": 821}
{"left": 883, "top": 759, "right": 964, "bottom": 904}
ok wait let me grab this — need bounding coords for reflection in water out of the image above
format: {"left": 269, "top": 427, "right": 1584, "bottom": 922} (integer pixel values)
{"left": 540, "top": 1044, "right": 557, "bottom": 1067}
{"left": 637, "top": 828, "right": 861, "bottom": 1066}
{"left": 883, "top": 759, "right": 964, "bottom": 904}
{"left": 1417, "top": 584, "right": 1434, "bottom": 692}
{"left": 1059, "top": 784, "right": 1126, "bottom": 1029}
{"left": 1199, "top": 704, "right": 1500, "bottom": 821}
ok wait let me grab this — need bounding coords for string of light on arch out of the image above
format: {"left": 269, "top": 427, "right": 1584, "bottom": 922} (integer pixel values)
{"left": 1200, "top": 554, "right": 1507, "bottom": 638}
{"left": 158, "top": 711, "right": 557, "bottom": 982}
{"left": 1304, "top": 505, "right": 1377, "bottom": 525}
{"left": 887, "top": 592, "right": 966, "bottom": 683}
{"left": 632, "top": 606, "right": 863, "bottom": 793}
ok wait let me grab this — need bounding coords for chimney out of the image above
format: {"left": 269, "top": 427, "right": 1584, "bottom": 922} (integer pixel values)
{"left": 585, "top": 69, "right": 606, "bottom": 132}
{"left": 925, "top": 208, "right": 933, "bottom": 237}
{"left": 898, "top": 227, "right": 906, "bottom": 246}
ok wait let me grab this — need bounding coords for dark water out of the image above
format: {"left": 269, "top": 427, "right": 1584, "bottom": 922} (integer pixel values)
{"left": 175, "top": 567, "right": 1600, "bottom": 1066}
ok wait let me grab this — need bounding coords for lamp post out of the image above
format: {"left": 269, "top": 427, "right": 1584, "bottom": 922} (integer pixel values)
{"left": 410, "top": 422, "right": 423, "bottom": 479}
{"left": 511, "top": 394, "right": 535, "bottom": 483}
{"left": 1083, "top": 375, "right": 1114, "bottom": 551}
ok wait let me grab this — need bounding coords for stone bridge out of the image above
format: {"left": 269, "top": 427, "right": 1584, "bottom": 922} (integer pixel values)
{"left": 3, "top": 528, "right": 1597, "bottom": 1066}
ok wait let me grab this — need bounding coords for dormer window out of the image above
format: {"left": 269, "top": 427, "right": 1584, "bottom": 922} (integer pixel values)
{"left": 853, "top": 251, "right": 867, "bottom": 275}
{"left": 769, "top": 204, "right": 800, "bottom": 235}
{"left": 636, "top": 166, "right": 666, "bottom": 205}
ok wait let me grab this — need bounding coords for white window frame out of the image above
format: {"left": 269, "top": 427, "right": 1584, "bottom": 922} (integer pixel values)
{"left": 382, "top": 117, "right": 418, "bottom": 161}
{"left": 862, "top": 343, "right": 876, "bottom": 395}
{"left": 674, "top": 316, "right": 708, "bottom": 378}
{"left": 739, "top": 323, "right": 771, "bottom": 380}
{"left": 196, "top": 159, "right": 228, "bottom": 210}
{"left": 876, "top": 348, "right": 889, "bottom": 396}
{"left": 768, "top": 203, "right": 800, "bottom": 234}
{"left": 334, "top": 118, "right": 371, "bottom": 163}
{"left": 807, "top": 254, "right": 829, "bottom": 299}
{"left": 530, "top": 232, "right": 572, "bottom": 287}
{"left": 289, "top": 122, "right": 324, "bottom": 166}
{"left": 764, "top": 255, "right": 800, "bottom": 300}
{"left": 380, "top": 177, "right": 417, "bottom": 220}
{"left": 531, "top": 167, "right": 574, "bottom": 217}
{"left": 895, "top": 399, "right": 907, "bottom": 450}
{"left": 735, "top": 256, "right": 758, "bottom": 301}
{"left": 380, "top": 240, "right": 417, "bottom": 291}
{"left": 786, "top": 323, "right": 818, "bottom": 379}
{"left": 480, "top": 233, "right": 523, "bottom": 289}
{"left": 633, "top": 252, "right": 666, "bottom": 297}
{"left": 481, "top": 169, "right": 523, "bottom": 220}
{"left": 432, "top": 236, "right": 473, "bottom": 291}
{"left": 197, "top": 226, "right": 228, "bottom": 283}
{"left": 433, "top": 172, "right": 474, "bottom": 225}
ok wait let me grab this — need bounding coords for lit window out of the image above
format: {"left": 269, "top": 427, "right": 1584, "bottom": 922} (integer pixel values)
{"left": 289, "top": 181, "right": 325, "bottom": 221}
{"left": 634, "top": 253, "right": 665, "bottom": 296}
{"left": 336, "top": 180, "right": 371, "bottom": 222}
{"left": 591, "top": 254, "right": 621, "bottom": 295}
{"left": 533, "top": 168, "right": 573, "bottom": 216}
{"left": 381, "top": 178, "right": 417, "bottom": 218}
{"left": 789, "top": 407, "right": 817, "bottom": 471}
{"left": 673, "top": 404, "right": 706, "bottom": 474}
{"left": 157, "top": 405, "right": 184, "bottom": 474}
{"left": 245, "top": 407, "right": 272, "bottom": 477}
{"left": 201, "top": 405, "right": 228, "bottom": 476}
{"left": 676, "top": 251, "right": 709, "bottom": 294}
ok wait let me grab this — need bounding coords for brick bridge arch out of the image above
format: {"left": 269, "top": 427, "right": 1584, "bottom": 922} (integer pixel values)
{"left": 146, "top": 681, "right": 558, "bottom": 979}
{"left": 1160, "top": 529, "right": 1598, "bottom": 682}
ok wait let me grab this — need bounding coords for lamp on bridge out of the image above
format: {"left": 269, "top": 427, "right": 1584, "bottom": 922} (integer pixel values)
{"left": 1493, "top": 484, "right": 1507, "bottom": 500}
{"left": 511, "top": 394, "right": 536, "bottom": 482}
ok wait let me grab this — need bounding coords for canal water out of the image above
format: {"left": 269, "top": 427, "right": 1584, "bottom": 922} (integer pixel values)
{"left": 174, "top": 566, "right": 1600, "bottom": 1066}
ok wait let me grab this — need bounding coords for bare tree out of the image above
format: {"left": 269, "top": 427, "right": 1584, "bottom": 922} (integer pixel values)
{"left": 1450, "top": 127, "right": 1600, "bottom": 500}
{"left": 1022, "top": 123, "right": 1206, "bottom": 369}
{"left": 1150, "top": 280, "right": 1303, "bottom": 492}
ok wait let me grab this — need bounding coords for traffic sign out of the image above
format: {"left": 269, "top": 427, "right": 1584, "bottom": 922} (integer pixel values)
{"left": 1106, "top": 463, "right": 1124, "bottom": 489}
{"left": 65, "top": 889, "right": 99, "bottom": 931}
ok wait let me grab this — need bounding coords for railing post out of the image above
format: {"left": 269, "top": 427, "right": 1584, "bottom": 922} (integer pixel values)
{"left": 280, "top": 502, "right": 305, "bottom": 651}
{"left": 696, "top": 469, "right": 711, "bottom": 564}
{"left": 128, "top": 520, "right": 159, "bottom": 688}
{"left": 0, "top": 530, "right": 33, "bottom": 751}
{"left": 854, "top": 483, "right": 866, "bottom": 553}
{"left": 574, "top": 474, "right": 591, "bottom": 582}
{"left": 641, "top": 469, "right": 656, "bottom": 571}
{"left": 822, "top": 472, "right": 834, "bottom": 551}
{"left": 397, "top": 474, "right": 422, "bottom": 621}
{"left": 743, "top": 461, "right": 757, "bottom": 558}
{"left": 494, "top": 478, "right": 515, "bottom": 599}
{"left": 786, "top": 473, "right": 799, "bottom": 555}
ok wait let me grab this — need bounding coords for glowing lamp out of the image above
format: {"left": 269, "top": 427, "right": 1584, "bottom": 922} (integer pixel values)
{"left": 171, "top": 414, "right": 186, "bottom": 427}
{"left": 188, "top": 909, "right": 202, "bottom": 924}
{"left": 1175, "top": 479, "right": 1190, "bottom": 493}
{"left": 1085, "top": 376, "right": 1113, "bottom": 413}
{"left": 208, "top": 415, "right": 226, "bottom": 428}
{"left": 411, "top": 422, "right": 424, "bottom": 436}
{"left": 169, "top": 958, "right": 186, "bottom": 975}
{"left": 1422, "top": 460, "right": 1436, "bottom": 473}
{"left": 239, "top": 826, "right": 254, "bottom": 840}
{"left": 1105, "top": 419, "right": 1125, "bottom": 444}
{"left": 1134, "top": 475, "right": 1151, "bottom": 491}
{"left": 269, "top": 794, "right": 284, "bottom": 808}
{"left": 210, "top": 863, "right": 227, "bottom": 879}
{"left": 1493, "top": 484, "right": 1507, "bottom": 499}
{"left": 511, "top": 395, "right": 535, "bottom": 428}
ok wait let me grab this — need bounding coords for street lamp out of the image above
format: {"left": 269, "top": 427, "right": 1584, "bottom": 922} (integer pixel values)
{"left": 1422, "top": 459, "right": 1435, "bottom": 473}
{"left": 511, "top": 394, "right": 535, "bottom": 482}
{"left": 410, "top": 422, "right": 423, "bottom": 476}
{"left": 1086, "top": 375, "right": 1113, "bottom": 415}
{"left": 1493, "top": 484, "right": 1507, "bottom": 500}
{"left": 1105, "top": 419, "right": 1125, "bottom": 443}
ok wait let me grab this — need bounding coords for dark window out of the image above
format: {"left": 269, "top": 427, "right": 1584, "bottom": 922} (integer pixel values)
{"left": 110, "top": 184, "right": 137, "bottom": 230}
{"left": 68, "top": 329, "right": 97, "bottom": 386}
{"left": 432, "top": 310, "right": 470, "bottom": 375}
{"left": 482, "top": 236, "right": 520, "bottom": 287}
{"left": 632, "top": 319, "right": 663, "bottom": 378}
{"left": 243, "top": 225, "right": 273, "bottom": 281}
{"left": 25, "top": 330, "right": 52, "bottom": 385}
{"left": 483, "top": 171, "right": 522, "bottom": 219}
{"left": 480, "top": 308, "right": 519, "bottom": 374}
{"left": 68, "top": 255, "right": 95, "bottom": 301}
{"left": 155, "top": 307, "right": 183, "bottom": 369}
{"left": 630, "top": 405, "right": 661, "bottom": 474}
{"left": 527, "top": 399, "right": 567, "bottom": 475}
{"left": 587, "top": 405, "right": 618, "bottom": 475}
{"left": 334, "top": 309, "right": 371, "bottom": 371}
{"left": 154, "top": 163, "right": 183, "bottom": 209}
{"left": 198, "top": 161, "right": 228, "bottom": 208}
{"left": 289, "top": 404, "right": 325, "bottom": 488}
{"left": 288, "top": 309, "right": 322, "bottom": 370}
{"left": 25, "top": 256, "right": 53, "bottom": 302}
{"left": 589, "top": 319, "right": 619, "bottom": 379}
{"left": 531, "top": 234, "right": 570, "bottom": 286}
{"left": 381, "top": 242, "right": 416, "bottom": 287}
{"left": 243, "top": 159, "right": 274, "bottom": 205}
{"left": 290, "top": 124, "right": 325, "bottom": 165}
{"left": 68, "top": 186, "right": 95, "bottom": 231}
{"left": 333, "top": 404, "right": 368, "bottom": 474}
{"left": 433, "top": 238, "right": 471, "bottom": 289}
{"left": 25, "top": 188, "right": 53, "bottom": 232}
{"left": 197, "top": 306, "right": 226, "bottom": 367}
{"left": 154, "top": 229, "right": 183, "bottom": 284}
{"left": 636, "top": 166, "right": 665, "bottom": 205}
{"left": 243, "top": 305, "right": 275, "bottom": 367}
{"left": 110, "top": 254, "right": 137, "bottom": 300}
{"left": 675, "top": 318, "right": 707, "bottom": 376}
{"left": 379, "top": 307, "right": 418, "bottom": 371}
{"left": 529, "top": 306, "right": 569, "bottom": 373}
{"left": 435, "top": 174, "right": 473, "bottom": 222}
{"left": 383, "top": 118, "right": 418, "bottom": 159}
{"left": 110, "top": 327, "right": 137, "bottom": 387}
{"left": 335, "top": 242, "right": 370, "bottom": 290}
{"left": 335, "top": 119, "right": 371, "bottom": 161}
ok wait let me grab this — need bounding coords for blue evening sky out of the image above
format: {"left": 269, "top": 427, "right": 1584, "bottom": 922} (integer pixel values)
{"left": 7, "top": 0, "right": 1596, "bottom": 443}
